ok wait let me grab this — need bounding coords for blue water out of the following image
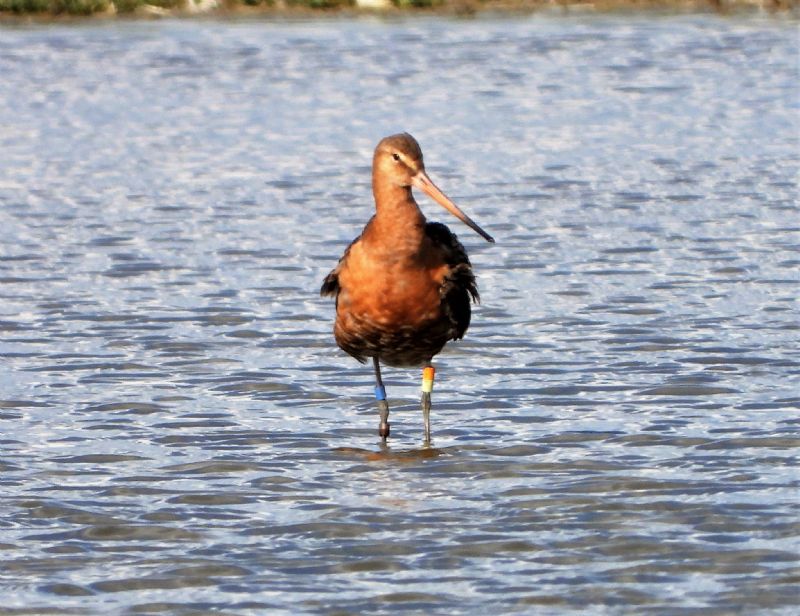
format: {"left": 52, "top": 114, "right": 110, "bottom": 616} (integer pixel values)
{"left": 0, "top": 12, "right": 798, "bottom": 614}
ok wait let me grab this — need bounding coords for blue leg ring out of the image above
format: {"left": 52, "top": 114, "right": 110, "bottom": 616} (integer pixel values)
{"left": 374, "top": 385, "right": 386, "bottom": 401}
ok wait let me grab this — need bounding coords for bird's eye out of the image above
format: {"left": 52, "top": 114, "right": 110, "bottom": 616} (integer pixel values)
{"left": 392, "top": 153, "right": 401, "bottom": 162}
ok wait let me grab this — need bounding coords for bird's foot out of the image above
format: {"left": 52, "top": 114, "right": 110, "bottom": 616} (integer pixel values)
{"left": 421, "top": 366, "right": 434, "bottom": 444}
{"left": 376, "top": 384, "right": 390, "bottom": 441}
{"left": 421, "top": 392, "right": 431, "bottom": 444}
{"left": 378, "top": 399, "right": 390, "bottom": 440}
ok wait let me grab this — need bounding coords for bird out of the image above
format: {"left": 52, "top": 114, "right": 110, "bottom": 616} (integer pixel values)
{"left": 321, "top": 133, "right": 494, "bottom": 443}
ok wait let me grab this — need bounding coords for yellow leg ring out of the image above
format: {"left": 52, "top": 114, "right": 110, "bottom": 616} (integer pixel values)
{"left": 421, "top": 366, "right": 435, "bottom": 393}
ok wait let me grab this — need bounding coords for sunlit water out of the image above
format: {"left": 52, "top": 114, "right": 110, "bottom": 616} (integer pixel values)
{"left": 1, "top": 12, "right": 798, "bottom": 614}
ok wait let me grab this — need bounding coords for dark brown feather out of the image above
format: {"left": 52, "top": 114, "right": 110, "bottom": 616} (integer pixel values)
{"left": 320, "top": 235, "right": 360, "bottom": 304}
{"left": 425, "top": 222, "right": 478, "bottom": 340}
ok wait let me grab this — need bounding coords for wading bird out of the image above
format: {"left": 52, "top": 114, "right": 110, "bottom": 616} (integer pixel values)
{"left": 321, "top": 133, "right": 494, "bottom": 443}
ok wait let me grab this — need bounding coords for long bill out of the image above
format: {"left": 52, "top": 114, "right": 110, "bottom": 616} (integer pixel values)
{"left": 412, "top": 171, "right": 495, "bottom": 243}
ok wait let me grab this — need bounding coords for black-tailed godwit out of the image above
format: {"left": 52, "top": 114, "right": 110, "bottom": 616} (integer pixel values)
{"left": 321, "top": 133, "right": 494, "bottom": 442}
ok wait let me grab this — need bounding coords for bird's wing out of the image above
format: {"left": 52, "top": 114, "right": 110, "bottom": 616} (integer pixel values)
{"left": 320, "top": 234, "right": 361, "bottom": 303}
{"left": 425, "top": 222, "right": 479, "bottom": 341}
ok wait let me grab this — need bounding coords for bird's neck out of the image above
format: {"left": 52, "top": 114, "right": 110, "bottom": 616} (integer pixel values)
{"left": 368, "top": 181, "right": 427, "bottom": 248}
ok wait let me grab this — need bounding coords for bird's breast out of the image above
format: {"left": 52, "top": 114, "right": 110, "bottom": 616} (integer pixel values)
{"left": 337, "top": 241, "right": 449, "bottom": 330}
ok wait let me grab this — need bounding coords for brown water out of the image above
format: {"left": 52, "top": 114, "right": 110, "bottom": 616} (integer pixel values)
{"left": 1, "top": 13, "right": 798, "bottom": 615}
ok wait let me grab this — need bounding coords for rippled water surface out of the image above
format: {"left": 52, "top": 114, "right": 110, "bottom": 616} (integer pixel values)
{"left": 1, "top": 12, "right": 799, "bottom": 614}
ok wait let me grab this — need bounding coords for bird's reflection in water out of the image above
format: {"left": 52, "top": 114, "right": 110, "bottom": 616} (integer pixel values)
{"left": 334, "top": 444, "right": 444, "bottom": 462}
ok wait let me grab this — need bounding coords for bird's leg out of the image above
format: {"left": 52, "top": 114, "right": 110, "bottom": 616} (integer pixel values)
{"left": 421, "top": 365, "right": 435, "bottom": 444}
{"left": 373, "top": 357, "right": 390, "bottom": 440}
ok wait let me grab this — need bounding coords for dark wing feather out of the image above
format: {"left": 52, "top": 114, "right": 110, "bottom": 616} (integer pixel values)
{"left": 320, "top": 235, "right": 361, "bottom": 304}
{"left": 320, "top": 271, "right": 339, "bottom": 297}
{"left": 425, "top": 222, "right": 479, "bottom": 341}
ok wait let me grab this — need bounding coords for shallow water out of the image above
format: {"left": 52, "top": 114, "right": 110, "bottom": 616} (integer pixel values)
{"left": 1, "top": 12, "right": 799, "bottom": 615}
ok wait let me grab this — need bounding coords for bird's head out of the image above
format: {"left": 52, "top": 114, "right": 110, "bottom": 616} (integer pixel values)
{"left": 373, "top": 133, "right": 495, "bottom": 243}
